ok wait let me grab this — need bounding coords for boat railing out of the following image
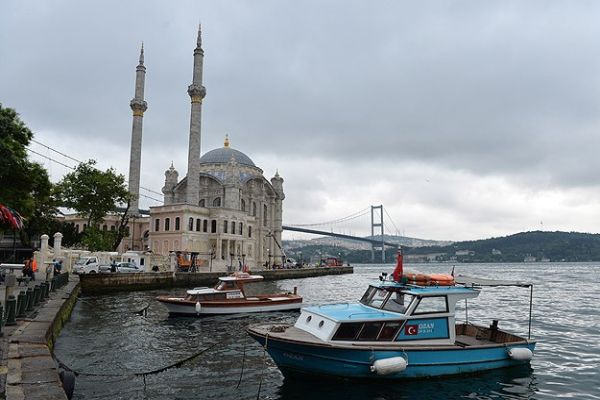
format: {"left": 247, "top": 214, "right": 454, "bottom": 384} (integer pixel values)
{"left": 347, "top": 312, "right": 388, "bottom": 319}
{"left": 319, "top": 303, "right": 351, "bottom": 309}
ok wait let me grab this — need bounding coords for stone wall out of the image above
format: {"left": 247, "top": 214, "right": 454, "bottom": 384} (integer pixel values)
{"left": 79, "top": 267, "right": 353, "bottom": 295}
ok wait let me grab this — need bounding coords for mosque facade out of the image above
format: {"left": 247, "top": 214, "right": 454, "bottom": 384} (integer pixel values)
{"left": 62, "top": 27, "right": 285, "bottom": 269}
{"left": 125, "top": 27, "right": 285, "bottom": 270}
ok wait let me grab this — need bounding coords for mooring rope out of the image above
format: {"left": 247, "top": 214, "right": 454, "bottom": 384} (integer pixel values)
{"left": 256, "top": 332, "right": 269, "bottom": 400}
{"left": 236, "top": 337, "right": 248, "bottom": 389}
{"left": 54, "top": 340, "right": 223, "bottom": 379}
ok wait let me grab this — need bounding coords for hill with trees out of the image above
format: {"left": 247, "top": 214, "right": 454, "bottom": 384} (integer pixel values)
{"left": 284, "top": 231, "right": 600, "bottom": 264}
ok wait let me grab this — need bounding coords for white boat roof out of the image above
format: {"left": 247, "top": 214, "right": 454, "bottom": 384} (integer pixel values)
{"left": 218, "top": 274, "right": 263, "bottom": 282}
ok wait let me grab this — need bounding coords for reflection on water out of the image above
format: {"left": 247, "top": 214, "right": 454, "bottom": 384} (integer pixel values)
{"left": 54, "top": 263, "right": 600, "bottom": 399}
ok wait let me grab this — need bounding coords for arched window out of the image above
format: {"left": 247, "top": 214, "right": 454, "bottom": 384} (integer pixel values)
{"left": 252, "top": 202, "right": 257, "bottom": 216}
{"left": 154, "top": 219, "right": 160, "bottom": 232}
{"left": 196, "top": 219, "right": 201, "bottom": 232}
{"left": 263, "top": 205, "right": 268, "bottom": 226}
{"left": 165, "top": 218, "right": 170, "bottom": 231}
{"left": 223, "top": 220, "right": 228, "bottom": 233}
{"left": 213, "top": 197, "right": 221, "bottom": 207}
{"left": 75, "top": 224, "right": 80, "bottom": 233}
{"left": 211, "top": 220, "right": 217, "bottom": 233}
{"left": 102, "top": 224, "right": 107, "bottom": 231}
{"left": 241, "top": 199, "right": 246, "bottom": 212}
{"left": 175, "top": 217, "right": 180, "bottom": 231}
{"left": 231, "top": 221, "right": 236, "bottom": 235}
{"left": 248, "top": 226, "right": 252, "bottom": 238}
{"left": 203, "top": 220, "right": 208, "bottom": 232}
{"left": 110, "top": 225, "right": 116, "bottom": 231}
{"left": 239, "top": 222, "right": 243, "bottom": 235}
{"left": 83, "top": 224, "right": 87, "bottom": 231}
{"left": 199, "top": 199, "right": 206, "bottom": 207}
{"left": 188, "top": 218, "right": 194, "bottom": 231}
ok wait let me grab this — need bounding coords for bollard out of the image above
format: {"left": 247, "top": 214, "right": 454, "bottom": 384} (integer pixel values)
{"left": 41, "top": 282, "right": 49, "bottom": 300}
{"left": 33, "top": 285, "right": 41, "bottom": 307}
{"left": 5, "top": 295, "right": 17, "bottom": 326}
{"left": 51, "top": 276, "right": 57, "bottom": 291}
{"left": 17, "top": 290, "right": 27, "bottom": 317}
{"left": 0, "top": 303, "right": 4, "bottom": 337}
{"left": 26, "top": 287, "right": 34, "bottom": 312}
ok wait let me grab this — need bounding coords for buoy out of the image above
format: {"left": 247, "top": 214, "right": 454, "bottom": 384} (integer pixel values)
{"left": 370, "top": 356, "right": 407, "bottom": 375}
{"left": 508, "top": 347, "right": 533, "bottom": 361}
{"left": 195, "top": 302, "right": 202, "bottom": 314}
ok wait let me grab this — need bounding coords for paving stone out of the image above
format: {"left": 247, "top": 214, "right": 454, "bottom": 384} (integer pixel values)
{"left": 21, "top": 356, "right": 56, "bottom": 372}
{"left": 6, "top": 384, "right": 25, "bottom": 400}
{"left": 22, "top": 381, "right": 67, "bottom": 400}
{"left": 20, "top": 368, "right": 59, "bottom": 385}
{"left": 17, "top": 344, "right": 50, "bottom": 359}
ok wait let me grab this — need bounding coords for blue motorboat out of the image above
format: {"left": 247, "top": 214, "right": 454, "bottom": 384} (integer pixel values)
{"left": 247, "top": 255, "right": 535, "bottom": 380}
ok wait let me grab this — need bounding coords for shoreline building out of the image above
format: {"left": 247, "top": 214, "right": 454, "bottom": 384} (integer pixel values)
{"left": 63, "top": 26, "right": 285, "bottom": 270}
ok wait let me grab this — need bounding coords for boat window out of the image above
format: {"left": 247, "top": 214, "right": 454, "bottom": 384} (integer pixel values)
{"left": 358, "top": 322, "right": 383, "bottom": 341}
{"left": 332, "top": 323, "right": 363, "bottom": 341}
{"left": 377, "top": 321, "right": 403, "bottom": 341}
{"left": 216, "top": 281, "right": 236, "bottom": 290}
{"left": 382, "top": 293, "right": 413, "bottom": 314}
{"left": 413, "top": 296, "right": 448, "bottom": 315}
{"left": 360, "top": 286, "right": 390, "bottom": 309}
{"left": 360, "top": 286, "right": 377, "bottom": 304}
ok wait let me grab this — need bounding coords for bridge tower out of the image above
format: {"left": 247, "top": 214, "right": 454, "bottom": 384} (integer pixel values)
{"left": 371, "top": 205, "right": 385, "bottom": 263}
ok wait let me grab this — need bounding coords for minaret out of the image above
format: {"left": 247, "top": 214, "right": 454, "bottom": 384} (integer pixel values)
{"left": 186, "top": 25, "right": 207, "bottom": 205}
{"left": 128, "top": 43, "right": 148, "bottom": 215}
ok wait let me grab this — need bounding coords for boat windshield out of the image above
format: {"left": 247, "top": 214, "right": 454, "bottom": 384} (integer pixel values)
{"left": 360, "top": 286, "right": 390, "bottom": 309}
{"left": 360, "top": 286, "right": 414, "bottom": 313}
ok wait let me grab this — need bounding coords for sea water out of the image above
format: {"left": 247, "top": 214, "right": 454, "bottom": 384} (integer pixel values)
{"left": 54, "top": 262, "right": 600, "bottom": 399}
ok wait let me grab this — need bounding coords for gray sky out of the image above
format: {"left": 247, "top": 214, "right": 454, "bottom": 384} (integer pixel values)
{"left": 2, "top": 0, "right": 600, "bottom": 241}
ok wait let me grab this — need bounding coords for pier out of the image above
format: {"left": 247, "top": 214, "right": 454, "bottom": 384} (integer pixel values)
{"left": 79, "top": 266, "right": 353, "bottom": 295}
{"left": 0, "top": 274, "right": 79, "bottom": 400}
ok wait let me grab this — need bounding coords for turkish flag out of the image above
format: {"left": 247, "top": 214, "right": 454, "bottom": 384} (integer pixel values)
{"left": 392, "top": 251, "right": 403, "bottom": 282}
{"left": 405, "top": 325, "right": 418, "bottom": 335}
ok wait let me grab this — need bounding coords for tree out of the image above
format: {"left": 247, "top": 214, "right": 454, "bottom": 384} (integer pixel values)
{"left": 0, "top": 104, "right": 57, "bottom": 247}
{"left": 56, "top": 160, "right": 131, "bottom": 251}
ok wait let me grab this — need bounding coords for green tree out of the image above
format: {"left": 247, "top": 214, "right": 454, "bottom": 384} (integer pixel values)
{"left": 56, "top": 160, "right": 131, "bottom": 251}
{"left": 0, "top": 103, "right": 57, "bottom": 246}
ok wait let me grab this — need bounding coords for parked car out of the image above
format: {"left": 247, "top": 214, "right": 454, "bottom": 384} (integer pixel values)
{"left": 73, "top": 256, "right": 100, "bottom": 274}
{"left": 98, "top": 262, "right": 143, "bottom": 274}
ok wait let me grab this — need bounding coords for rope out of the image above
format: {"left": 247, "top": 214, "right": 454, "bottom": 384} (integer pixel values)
{"left": 256, "top": 333, "right": 269, "bottom": 400}
{"left": 54, "top": 340, "right": 223, "bottom": 379}
{"left": 235, "top": 337, "right": 248, "bottom": 389}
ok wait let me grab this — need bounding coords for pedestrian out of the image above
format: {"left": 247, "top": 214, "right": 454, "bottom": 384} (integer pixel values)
{"left": 31, "top": 257, "right": 37, "bottom": 281}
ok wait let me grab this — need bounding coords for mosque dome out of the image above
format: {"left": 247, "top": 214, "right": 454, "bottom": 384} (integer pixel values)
{"left": 199, "top": 135, "right": 256, "bottom": 167}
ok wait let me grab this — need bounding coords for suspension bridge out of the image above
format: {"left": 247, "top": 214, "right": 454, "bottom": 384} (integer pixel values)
{"left": 283, "top": 205, "right": 401, "bottom": 263}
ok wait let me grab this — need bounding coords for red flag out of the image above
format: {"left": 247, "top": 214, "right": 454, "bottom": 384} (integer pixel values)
{"left": 392, "top": 251, "right": 403, "bottom": 282}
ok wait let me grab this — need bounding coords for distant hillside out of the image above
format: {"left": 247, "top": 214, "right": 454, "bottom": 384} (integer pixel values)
{"left": 406, "top": 231, "right": 600, "bottom": 262}
{"left": 283, "top": 231, "right": 600, "bottom": 263}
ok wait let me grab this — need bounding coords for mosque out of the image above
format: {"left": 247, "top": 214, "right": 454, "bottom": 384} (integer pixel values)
{"left": 66, "top": 27, "right": 285, "bottom": 270}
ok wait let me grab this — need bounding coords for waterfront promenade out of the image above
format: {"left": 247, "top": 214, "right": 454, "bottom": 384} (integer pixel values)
{"left": 0, "top": 266, "right": 351, "bottom": 399}
{"left": 0, "top": 275, "right": 79, "bottom": 400}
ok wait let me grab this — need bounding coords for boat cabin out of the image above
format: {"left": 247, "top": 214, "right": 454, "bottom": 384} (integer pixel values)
{"left": 294, "top": 282, "right": 479, "bottom": 345}
{"left": 184, "top": 274, "right": 263, "bottom": 302}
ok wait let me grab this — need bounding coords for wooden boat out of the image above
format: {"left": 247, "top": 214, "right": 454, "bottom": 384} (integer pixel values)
{"left": 156, "top": 272, "right": 302, "bottom": 316}
{"left": 247, "top": 253, "right": 535, "bottom": 380}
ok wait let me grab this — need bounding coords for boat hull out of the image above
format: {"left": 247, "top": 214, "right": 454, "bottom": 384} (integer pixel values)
{"left": 247, "top": 326, "right": 536, "bottom": 380}
{"left": 157, "top": 296, "right": 302, "bottom": 316}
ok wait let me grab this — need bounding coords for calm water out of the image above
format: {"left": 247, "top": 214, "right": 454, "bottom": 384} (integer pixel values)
{"left": 54, "top": 263, "right": 600, "bottom": 399}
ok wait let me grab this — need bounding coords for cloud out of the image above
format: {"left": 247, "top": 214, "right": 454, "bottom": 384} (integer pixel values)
{"left": 3, "top": 0, "right": 600, "bottom": 241}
